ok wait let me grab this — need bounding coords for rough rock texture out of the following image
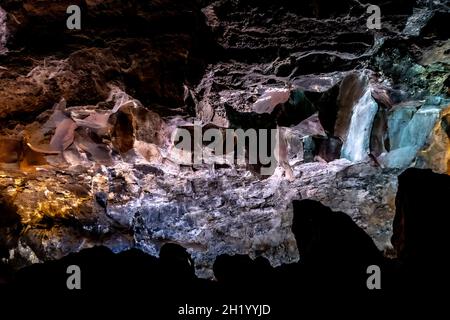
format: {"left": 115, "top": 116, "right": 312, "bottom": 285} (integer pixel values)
{"left": 0, "top": 156, "right": 399, "bottom": 277}
{"left": 0, "top": 0, "right": 449, "bottom": 278}
{"left": 0, "top": 0, "right": 215, "bottom": 119}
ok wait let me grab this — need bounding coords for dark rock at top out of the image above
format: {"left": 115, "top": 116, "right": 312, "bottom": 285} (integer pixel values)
{"left": 0, "top": 0, "right": 216, "bottom": 118}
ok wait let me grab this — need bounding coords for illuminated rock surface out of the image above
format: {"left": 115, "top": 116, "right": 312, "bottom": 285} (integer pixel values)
{"left": 341, "top": 88, "right": 379, "bottom": 162}
{"left": 0, "top": 0, "right": 449, "bottom": 278}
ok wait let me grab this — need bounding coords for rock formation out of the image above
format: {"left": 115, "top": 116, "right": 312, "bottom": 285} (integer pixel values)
{"left": 0, "top": 0, "right": 449, "bottom": 281}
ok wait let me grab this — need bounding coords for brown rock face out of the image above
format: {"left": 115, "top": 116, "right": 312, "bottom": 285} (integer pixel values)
{"left": 0, "top": 137, "right": 21, "bottom": 163}
{"left": 334, "top": 72, "right": 369, "bottom": 141}
{"left": 416, "top": 105, "right": 450, "bottom": 174}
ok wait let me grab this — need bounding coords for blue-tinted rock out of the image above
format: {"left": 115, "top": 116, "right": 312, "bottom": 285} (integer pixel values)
{"left": 388, "top": 103, "right": 419, "bottom": 150}
{"left": 399, "top": 104, "right": 446, "bottom": 149}
{"left": 382, "top": 98, "right": 450, "bottom": 169}
{"left": 379, "top": 146, "right": 418, "bottom": 169}
{"left": 403, "top": 8, "right": 434, "bottom": 37}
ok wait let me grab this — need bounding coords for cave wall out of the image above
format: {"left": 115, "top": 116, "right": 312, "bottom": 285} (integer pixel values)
{"left": 0, "top": 0, "right": 449, "bottom": 278}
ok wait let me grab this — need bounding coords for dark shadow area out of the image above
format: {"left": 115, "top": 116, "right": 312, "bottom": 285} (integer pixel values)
{"left": 391, "top": 168, "right": 450, "bottom": 292}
